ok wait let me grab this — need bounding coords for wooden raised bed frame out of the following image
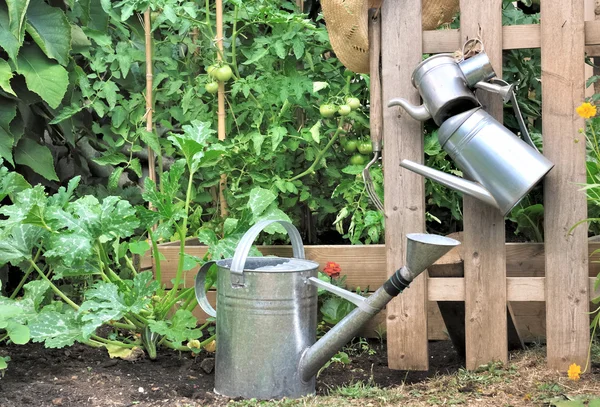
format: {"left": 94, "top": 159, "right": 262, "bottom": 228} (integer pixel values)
{"left": 142, "top": 240, "right": 600, "bottom": 344}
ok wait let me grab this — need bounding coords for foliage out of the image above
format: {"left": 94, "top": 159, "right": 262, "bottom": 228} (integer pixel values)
{"left": 0, "top": 123, "right": 241, "bottom": 368}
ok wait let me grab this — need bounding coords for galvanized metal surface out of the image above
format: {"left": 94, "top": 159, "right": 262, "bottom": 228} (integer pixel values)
{"left": 194, "top": 220, "right": 461, "bottom": 400}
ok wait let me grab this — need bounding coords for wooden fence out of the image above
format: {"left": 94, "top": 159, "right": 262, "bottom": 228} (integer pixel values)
{"left": 381, "top": 0, "right": 597, "bottom": 371}
{"left": 143, "top": 1, "right": 600, "bottom": 372}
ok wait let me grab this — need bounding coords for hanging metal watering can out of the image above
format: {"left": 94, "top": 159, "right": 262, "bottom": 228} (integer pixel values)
{"left": 194, "top": 220, "right": 460, "bottom": 400}
{"left": 387, "top": 51, "right": 496, "bottom": 125}
{"left": 399, "top": 106, "right": 554, "bottom": 216}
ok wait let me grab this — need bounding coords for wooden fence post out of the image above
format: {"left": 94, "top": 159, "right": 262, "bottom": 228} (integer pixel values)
{"left": 541, "top": 0, "right": 589, "bottom": 370}
{"left": 382, "top": 0, "right": 428, "bottom": 370}
{"left": 459, "top": 0, "right": 508, "bottom": 369}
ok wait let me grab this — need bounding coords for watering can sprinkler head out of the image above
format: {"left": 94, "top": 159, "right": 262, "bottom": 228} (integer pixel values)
{"left": 402, "top": 233, "right": 463, "bottom": 281}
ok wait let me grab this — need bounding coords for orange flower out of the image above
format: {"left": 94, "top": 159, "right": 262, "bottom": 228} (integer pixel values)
{"left": 567, "top": 363, "right": 581, "bottom": 380}
{"left": 576, "top": 102, "right": 597, "bottom": 119}
{"left": 323, "top": 262, "right": 341, "bottom": 278}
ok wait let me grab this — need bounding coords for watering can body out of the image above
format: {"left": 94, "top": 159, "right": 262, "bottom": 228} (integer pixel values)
{"left": 195, "top": 220, "right": 460, "bottom": 400}
{"left": 195, "top": 222, "right": 319, "bottom": 399}
{"left": 401, "top": 108, "right": 554, "bottom": 215}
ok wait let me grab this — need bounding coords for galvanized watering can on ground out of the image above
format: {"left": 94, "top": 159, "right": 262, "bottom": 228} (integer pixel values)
{"left": 194, "top": 220, "right": 460, "bottom": 400}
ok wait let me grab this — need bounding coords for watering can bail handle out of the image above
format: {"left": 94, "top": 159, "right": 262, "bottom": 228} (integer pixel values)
{"left": 194, "top": 261, "right": 217, "bottom": 318}
{"left": 229, "top": 220, "right": 305, "bottom": 286}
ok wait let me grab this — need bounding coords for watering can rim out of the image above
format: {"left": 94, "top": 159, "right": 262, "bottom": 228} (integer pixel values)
{"left": 215, "top": 256, "right": 320, "bottom": 273}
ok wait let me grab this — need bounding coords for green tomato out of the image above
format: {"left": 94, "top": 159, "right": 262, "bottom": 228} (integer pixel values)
{"left": 357, "top": 141, "right": 373, "bottom": 155}
{"left": 338, "top": 104, "right": 352, "bottom": 116}
{"left": 320, "top": 104, "right": 337, "bottom": 118}
{"left": 207, "top": 64, "right": 219, "bottom": 77}
{"left": 214, "top": 65, "right": 233, "bottom": 82}
{"left": 346, "top": 97, "right": 361, "bottom": 110}
{"left": 205, "top": 82, "right": 219, "bottom": 94}
{"left": 350, "top": 154, "right": 367, "bottom": 165}
{"left": 344, "top": 69, "right": 355, "bottom": 78}
{"left": 343, "top": 139, "right": 358, "bottom": 154}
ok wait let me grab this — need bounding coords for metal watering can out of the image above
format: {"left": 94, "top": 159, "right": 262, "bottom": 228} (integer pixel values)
{"left": 387, "top": 46, "right": 554, "bottom": 215}
{"left": 401, "top": 106, "right": 554, "bottom": 216}
{"left": 387, "top": 51, "right": 497, "bottom": 125}
{"left": 194, "top": 220, "right": 460, "bottom": 400}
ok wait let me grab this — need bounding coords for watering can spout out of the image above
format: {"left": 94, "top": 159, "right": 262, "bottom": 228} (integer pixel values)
{"left": 298, "top": 234, "right": 460, "bottom": 383}
{"left": 400, "top": 159, "right": 500, "bottom": 210}
{"left": 387, "top": 98, "right": 432, "bottom": 122}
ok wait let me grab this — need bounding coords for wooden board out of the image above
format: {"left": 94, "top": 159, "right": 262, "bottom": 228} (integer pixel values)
{"left": 421, "top": 20, "right": 600, "bottom": 53}
{"left": 150, "top": 242, "right": 600, "bottom": 290}
{"left": 541, "top": 0, "right": 590, "bottom": 370}
{"left": 381, "top": 0, "right": 428, "bottom": 370}
{"left": 460, "top": 0, "right": 508, "bottom": 370}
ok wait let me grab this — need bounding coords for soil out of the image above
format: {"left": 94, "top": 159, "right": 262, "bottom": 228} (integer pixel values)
{"left": 0, "top": 340, "right": 461, "bottom": 407}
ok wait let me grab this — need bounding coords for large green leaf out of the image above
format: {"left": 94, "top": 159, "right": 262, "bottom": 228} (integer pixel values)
{"left": 16, "top": 45, "right": 68, "bottom": 109}
{"left": 247, "top": 187, "right": 277, "bottom": 217}
{"left": 29, "top": 307, "right": 83, "bottom": 348}
{"left": 6, "top": 0, "right": 30, "bottom": 44}
{"left": 0, "top": 59, "right": 15, "bottom": 96}
{"left": 0, "top": 126, "right": 14, "bottom": 165}
{"left": 14, "top": 137, "right": 59, "bottom": 181}
{"left": 147, "top": 309, "right": 201, "bottom": 346}
{"left": 25, "top": 0, "right": 71, "bottom": 66}
{"left": 0, "top": 224, "right": 43, "bottom": 266}
{"left": 0, "top": 7, "right": 20, "bottom": 63}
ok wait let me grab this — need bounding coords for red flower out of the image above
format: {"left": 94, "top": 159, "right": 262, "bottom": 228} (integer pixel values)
{"left": 323, "top": 262, "right": 342, "bottom": 278}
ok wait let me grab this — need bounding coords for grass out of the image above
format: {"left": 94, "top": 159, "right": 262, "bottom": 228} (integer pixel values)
{"left": 228, "top": 345, "right": 600, "bottom": 407}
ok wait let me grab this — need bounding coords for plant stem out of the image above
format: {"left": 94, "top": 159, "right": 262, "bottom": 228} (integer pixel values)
{"left": 148, "top": 230, "right": 162, "bottom": 290}
{"left": 10, "top": 249, "right": 42, "bottom": 299}
{"left": 91, "top": 334, "right": 137, "bottom": 349}
{"left": 289, "top": 117, "right": 347, "bottom": 182}
{"left": 30, "top": 260, "right": 80, "bottom": 311}
{"left": 124, "top": 256, "right": 138, "bottom": 277}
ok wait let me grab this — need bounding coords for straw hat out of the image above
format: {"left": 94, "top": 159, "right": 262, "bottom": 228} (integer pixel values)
{"left": 321, "top": 0, "right": 460, "bottom": 74}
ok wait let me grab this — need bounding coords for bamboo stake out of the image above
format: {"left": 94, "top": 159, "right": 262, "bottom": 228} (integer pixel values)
{"left": 216, "top": 0, "right": 228, "bottom": 216}
{"left": 144, "top": 9, "right": 156, "bottom": 187}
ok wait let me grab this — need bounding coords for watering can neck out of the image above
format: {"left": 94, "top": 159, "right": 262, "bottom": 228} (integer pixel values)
{"left": 387, "top": 98, "right": 431, "bottom": 122}
{"left": 438, "top": 107, "right": 481, "bottom": 147}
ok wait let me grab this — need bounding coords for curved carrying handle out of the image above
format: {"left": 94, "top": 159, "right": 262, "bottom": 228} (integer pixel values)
{"left": 229, "top": 220, "right": 305, "bottom": 287}
{"left": 194, "top": 261, "right": 217, "bottom": 318}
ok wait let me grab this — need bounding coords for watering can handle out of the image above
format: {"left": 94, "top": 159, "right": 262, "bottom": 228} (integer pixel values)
{"left": 194, "top": 261, "right": 217, "bottom": 318}
{"left": 229, "top": 220, "right": 305, "bottom": 286}
{"left": 485, "top": 78, "right": 539, "bottom": 152}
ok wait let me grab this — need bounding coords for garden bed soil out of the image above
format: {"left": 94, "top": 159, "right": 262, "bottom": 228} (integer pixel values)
{"left": 0, "top": 340, "right": 459, "bottom": 407}
{"left": 1, "top": 339, "right": 599, "bottom": 407}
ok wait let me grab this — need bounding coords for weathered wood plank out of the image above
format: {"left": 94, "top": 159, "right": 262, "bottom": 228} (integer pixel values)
{"left": 381, "top": 0, "right": 428, "bottom": 370}
{"left": 541, "top": 0, "right": 589, "bottom": 370}
{"left": 422, "top": 20, "right": 600, "bottom": 53}
{"left": 460, "top": 0, "right": 508, "bottom": 370}
{"left": 153, "top": 242, "right": 600, "bottom": 290}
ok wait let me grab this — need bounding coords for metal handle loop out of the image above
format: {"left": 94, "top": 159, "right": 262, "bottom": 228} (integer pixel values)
{"left": 488, "top": 78, "right": 539, "bottom": 152}
{"left": 194, "top": 261, "right": 217, "bottom": 318}
{"left": 229, "top": 220, "right": 305, "bottom": 287}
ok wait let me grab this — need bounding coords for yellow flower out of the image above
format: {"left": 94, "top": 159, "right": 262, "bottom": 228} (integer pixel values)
{"left": 567, "top": 363, "right": 581, "bottom": 380}
{"left": 187, "top": 339, "right": 201, "bottom": 349}
{"left": 576, "top": 102, "right": 597, "bottom": 119}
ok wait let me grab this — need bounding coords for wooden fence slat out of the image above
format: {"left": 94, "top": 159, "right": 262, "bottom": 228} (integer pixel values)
{"left": 381, "top": 0, "right": 428, "bottom": 370}
{"left": 422, "top": 20, "right": 600, "bottom": 53}
{"left": 460, "top": 0, "right": 508, "bottom": 370}
{"left": 541, "top": 0, "right": 589, "bottom": 370}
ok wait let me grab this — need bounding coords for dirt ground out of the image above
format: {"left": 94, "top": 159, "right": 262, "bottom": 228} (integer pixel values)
{"left": 0, "top": 339, "right": 598, "bottom": 407}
